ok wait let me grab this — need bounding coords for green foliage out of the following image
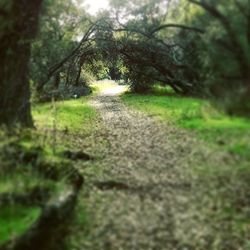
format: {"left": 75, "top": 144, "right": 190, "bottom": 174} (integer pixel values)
{"left": 32, "top": 97, "right": 98, "bottom": 134}
{"left": 174, "top": 0, "right": 250, "bottom": 114}
{"left": 84, "top": 60, "right": 110, "bottom": 80}
{"left": 104, "top": 0, "right": 250, "bottom": 114}
{"left": 0, "top": 172, "right": 54, "bottom": 194}
{"left": 30, "top": 0, "right": 90, "bottom": 92}
{"left": 0, "top": 205, "right": 41, "bottom": 244}
{"left": 0, "top": 129, "right": 70, "bottom": 245}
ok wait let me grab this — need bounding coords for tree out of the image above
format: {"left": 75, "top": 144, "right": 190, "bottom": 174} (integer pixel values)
{"left": 0, "top": 0, "right": 43, "bottom": 127}
{"left": 105, "top": 0, "right": 204, "bottom": 94}
{"left": 185, "top": 0, "right": 250, "bottom": 114}
{"left": 106, "top": 0, "right": 250, "bottom": 114}
{"left": 31, "top": 0, "right": 89, "bottom": 92}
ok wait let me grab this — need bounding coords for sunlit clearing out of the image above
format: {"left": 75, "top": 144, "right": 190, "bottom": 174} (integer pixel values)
{"left": 83, "top": 0, "right": 109, "bottom": 14}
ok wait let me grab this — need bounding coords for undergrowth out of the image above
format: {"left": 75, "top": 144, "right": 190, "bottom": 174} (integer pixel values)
{"left": 0, "top": 95, "right": 98, "bottom": 246}
{"left": 0, "top": 205, "right": 41, "bottom": 244}
{"left": 0, "top": 129, "right": 67, "bottom": 245}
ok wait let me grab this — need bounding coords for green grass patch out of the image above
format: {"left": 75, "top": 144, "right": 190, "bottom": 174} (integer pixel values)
{"left": 32, "top": 97, "right": 97, "bottom": 134}
{"left": 0, "top": 205, "right": 41, "bottom": 244}
{"left": 121, "top": 92, "right": 250, "bottom": 160}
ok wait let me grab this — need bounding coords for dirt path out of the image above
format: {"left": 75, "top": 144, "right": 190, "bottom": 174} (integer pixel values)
{"left": 73, "top": 84, "right": 214, "bottom": 250}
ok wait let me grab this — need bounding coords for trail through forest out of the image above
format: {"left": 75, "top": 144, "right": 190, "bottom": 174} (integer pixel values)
{"left": 73, "top": 83, "right": 224, "bottom": 250}
{"left": 1, "top": 1, "right": 249, "bottom": 249}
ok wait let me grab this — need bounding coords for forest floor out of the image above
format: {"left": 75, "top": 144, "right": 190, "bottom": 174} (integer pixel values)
{"left": 69, "top": 82, "right": 250, "bottom": 250}
{"left": 2, "top": 82, "right": 248, "bottom": 249}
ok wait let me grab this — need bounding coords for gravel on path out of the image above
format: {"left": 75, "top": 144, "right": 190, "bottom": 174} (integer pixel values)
{"left": 71, "top": 84, "right": 206, "bottom": 250}
{"left": 72, "top": 84, "right": 237, "bottom": 250}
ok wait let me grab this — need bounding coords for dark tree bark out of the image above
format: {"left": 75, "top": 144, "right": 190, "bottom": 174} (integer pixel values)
{"left": 54, "top": 72, "right": 61, "bottom": 89}
{"left": 75, "top": 58, "right": 84, "bottom": 86}
{"left": 0, "top": 0, "right": 43, "bottom": 127}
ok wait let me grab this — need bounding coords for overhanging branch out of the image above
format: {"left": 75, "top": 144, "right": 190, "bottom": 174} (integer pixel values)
{"left": 149, "top": 23, "right": 205, "bottom": 34}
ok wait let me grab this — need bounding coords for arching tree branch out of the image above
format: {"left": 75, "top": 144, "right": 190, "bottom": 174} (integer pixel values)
{"left": 149, "top": 23, "right": 205, "bottom": 34}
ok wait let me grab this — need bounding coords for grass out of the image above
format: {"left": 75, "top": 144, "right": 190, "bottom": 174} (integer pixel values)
{"left": 32, "top": 97, "right": 98, "bottom": 134}
{"left": 0, "top": 205, "right": 41, "bottom": 244}
{"left": 0, "top": 172, "right": 54, "bottom": 194}
{"left": 121, "top": 91, "right": 250, "bottom": 161}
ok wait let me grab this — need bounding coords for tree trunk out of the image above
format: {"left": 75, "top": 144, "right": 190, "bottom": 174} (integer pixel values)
{"left": 0, "top": 0, "right": 43, "bottom": 127}
{"left": 54, "top": 72, "right": 61, "bottom": 89}
{"left": 75, "top": 62, "right": 83, "bottom": 86}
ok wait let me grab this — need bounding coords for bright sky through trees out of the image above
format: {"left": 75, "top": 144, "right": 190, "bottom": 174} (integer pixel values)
{"left": 84, "top": 0, "right": 109, "bottom": 14}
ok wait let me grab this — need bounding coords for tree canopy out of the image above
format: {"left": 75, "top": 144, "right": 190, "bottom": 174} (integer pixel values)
{"left": 0, "top": 0, "right": 250, "bottom": 126}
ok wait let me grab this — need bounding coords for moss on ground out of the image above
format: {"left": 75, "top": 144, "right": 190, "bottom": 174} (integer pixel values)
{"left": 0, "top": 205, "right": 41, "bottom": 244}
{"left": 0, "top": 129, "right": 70, "bottom": 245}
